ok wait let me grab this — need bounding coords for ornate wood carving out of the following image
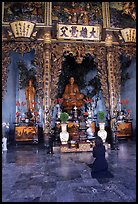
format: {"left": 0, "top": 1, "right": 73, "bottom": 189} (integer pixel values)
{"left": 95, "top": 46, "right": 109, "bottom": 109}
{"left": 51, "top": 43, "right": 97, "bottom": 108}
{"left": 2, "top": 40, "right": 44, "bottom": 102}
{"left": 2, "top": 42, "right": 12, "bottom": 100}
{"left": 3, "top": 2, "right": 45, "bottom": 23}
{"left": 33, "top": 42, "right": 44, "bottom": 101}
{"left": 106, "top": 44, "right": 136, "bottom": 116}
{"left": 51, "top": 43, "right": 64, "bottom": 107}
{"left": 106, "top": 46, "right": 122, "bottom": 115}
{"left": 120, "top": 45, "right": 136, "bottom": 60}
{"left": 43, "top": 43, "right": 51, "bottom": 134}
{"left": 51, "top": 42, "right": 110, "bottom": 110}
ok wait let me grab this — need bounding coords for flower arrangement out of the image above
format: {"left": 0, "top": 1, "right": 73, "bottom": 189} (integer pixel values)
{"left": 32, "top": 102, "right": 40, "bottom": 114}
{"left": 126, "top": 109, "right": 131, "bottom": 120}
{"left": 83, "top": 97, "right": 94, "bottom": 112}
{"left": 16, "top": 100, "right": 26, "bottom": 116}
{"left": 120, "top": 98, "right": 129, "bottom": 110}
{"left": 126, "top": 109, "right": 131, "bottom": 113}
{"left": 83, "top": 97, "right": 94, "bottom": 105}
{"left": 15, "top": 100, "right": 41, "bottom": 123}
{"left": 56, "top": 98, "right": 63, "bottom": 104}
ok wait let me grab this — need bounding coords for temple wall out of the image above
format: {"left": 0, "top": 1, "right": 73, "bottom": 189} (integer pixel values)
{"left": 121, "top": 59, "right": 136, "bottom": 135}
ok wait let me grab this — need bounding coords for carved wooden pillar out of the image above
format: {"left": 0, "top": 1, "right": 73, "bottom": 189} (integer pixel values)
{"left": 105, "top": 35, "right": 122, "bottom": 127}
{"left": 96, "top": 46, "right": 110, "bottom": 110}
{"left": 51, "top": 43, "right": 64, "bottom": 107}
{"left": 107, "top": 51, "right": 116, "bottom": 117}
{"left": 43, "top": 30, "right": 52, "bottom": 142}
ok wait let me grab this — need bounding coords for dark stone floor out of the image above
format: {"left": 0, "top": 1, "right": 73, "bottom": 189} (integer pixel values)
{"left": 2, "top": 139, "right": 136, "bottom": 202}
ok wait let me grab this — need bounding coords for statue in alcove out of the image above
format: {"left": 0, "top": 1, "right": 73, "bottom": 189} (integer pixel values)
{"left": 25, "top": 80, "right": 36, "bottom": 112}
{"left": 62, "top": 76, "right": 84, "bottom": 110}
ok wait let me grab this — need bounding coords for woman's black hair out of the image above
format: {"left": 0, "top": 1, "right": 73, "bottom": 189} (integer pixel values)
{"left": 95, "top": 136, "right": 103, "bottom": 146}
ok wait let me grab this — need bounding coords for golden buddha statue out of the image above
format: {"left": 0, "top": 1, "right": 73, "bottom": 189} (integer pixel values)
{"left": 25, "top": 80, "right": 36, "bottom": 112}
{"left": 62, "top": 77, "right": 84, "bottom": 110}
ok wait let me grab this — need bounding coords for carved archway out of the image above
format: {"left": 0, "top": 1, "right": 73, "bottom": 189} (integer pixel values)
{"left": 51, "top": 42, "right": 110, "bottom": 110}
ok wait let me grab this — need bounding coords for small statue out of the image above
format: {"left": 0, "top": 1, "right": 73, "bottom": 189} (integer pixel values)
{"left": 25, "top": 80, "right": 36, "bottom": 112}
{"left": 83, "top": 11, "right": 89, "bottom": 25}
{"left": 71, "top": 12, "right": 78, "bottom": 24}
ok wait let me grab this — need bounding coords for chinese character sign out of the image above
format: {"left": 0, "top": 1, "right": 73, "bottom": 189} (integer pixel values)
{"left": 10, "top": 21, "right": 35, "bottom": 38}
{"left": 121, "top": 28, "right": 136, "bottom": 42}
{"left": 57, "top": 24, "right": 101, "bottom": 41}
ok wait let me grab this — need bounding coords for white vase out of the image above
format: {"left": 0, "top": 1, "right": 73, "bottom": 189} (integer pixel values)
{"left": 2, "top": 137, "right": 7, "bottom": 151}
{"left": 98, "top": 122, "right": 107, "bottom": 143}
{"left": 60, "top": 123, "right": 69, "bottom": 144}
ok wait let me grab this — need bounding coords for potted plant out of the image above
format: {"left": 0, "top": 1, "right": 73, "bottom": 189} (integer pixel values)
{"left": 97, "top": 111, "right": 107, "bottom": 143}
{"left": 59, "top": 112, "right": 69, "bottom": 144}
{"left": 97, "top": 111, "right": 105, "bottom": 123}
{"left": 60, "top": 112, "right": 69, "bottom": 123}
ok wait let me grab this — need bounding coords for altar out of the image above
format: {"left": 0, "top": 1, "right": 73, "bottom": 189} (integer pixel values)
{"left": 55, "top": 120, "right": 96, "bottom": 152}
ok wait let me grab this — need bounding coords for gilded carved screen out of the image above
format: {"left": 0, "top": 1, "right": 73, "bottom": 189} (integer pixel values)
{"left": 3, "top": 2, "right": 45, "bottom": 24}
{"left": 109, "top": 2, "right": 136, "bottom": 28}
{"left": 52, "top": 2, "right": 103, "bottom": 25}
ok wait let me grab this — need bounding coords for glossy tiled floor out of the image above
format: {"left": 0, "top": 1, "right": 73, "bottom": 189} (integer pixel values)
{"left": 2, "top": 139, "right": 136, "bottom": 202}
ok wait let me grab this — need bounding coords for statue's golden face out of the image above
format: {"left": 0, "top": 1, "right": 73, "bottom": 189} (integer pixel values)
{"left": 69, "top": 77, "right": 74, "bottom": 85}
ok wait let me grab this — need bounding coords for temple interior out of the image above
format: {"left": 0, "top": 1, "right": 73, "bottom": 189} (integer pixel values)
{"left": 2, "top": 2, "right": 136, "bottom": 202}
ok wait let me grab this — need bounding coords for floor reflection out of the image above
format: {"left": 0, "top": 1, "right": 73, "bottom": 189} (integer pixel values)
{"left": 2, "top": 139, "right": 136, "bottom": 202}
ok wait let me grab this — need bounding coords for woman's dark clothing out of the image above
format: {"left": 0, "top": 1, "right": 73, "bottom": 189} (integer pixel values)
{"left": 92, "top": 145, "right": 108, "bottom": 172}
{"left": 91, "top": 145, "right": 113, "bottom": 178}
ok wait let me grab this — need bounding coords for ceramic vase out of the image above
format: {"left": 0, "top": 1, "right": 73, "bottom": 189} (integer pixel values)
{"left": 60, "top": 123, "right": 69, "bottom": 144}
{"left": 98, "top": 122, "right": 107, "bottom": 143}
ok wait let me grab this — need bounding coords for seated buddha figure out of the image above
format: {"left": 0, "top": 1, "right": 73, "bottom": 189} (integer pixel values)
{"left": 62, "top": 77, "right": 84, "bottom": 110}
